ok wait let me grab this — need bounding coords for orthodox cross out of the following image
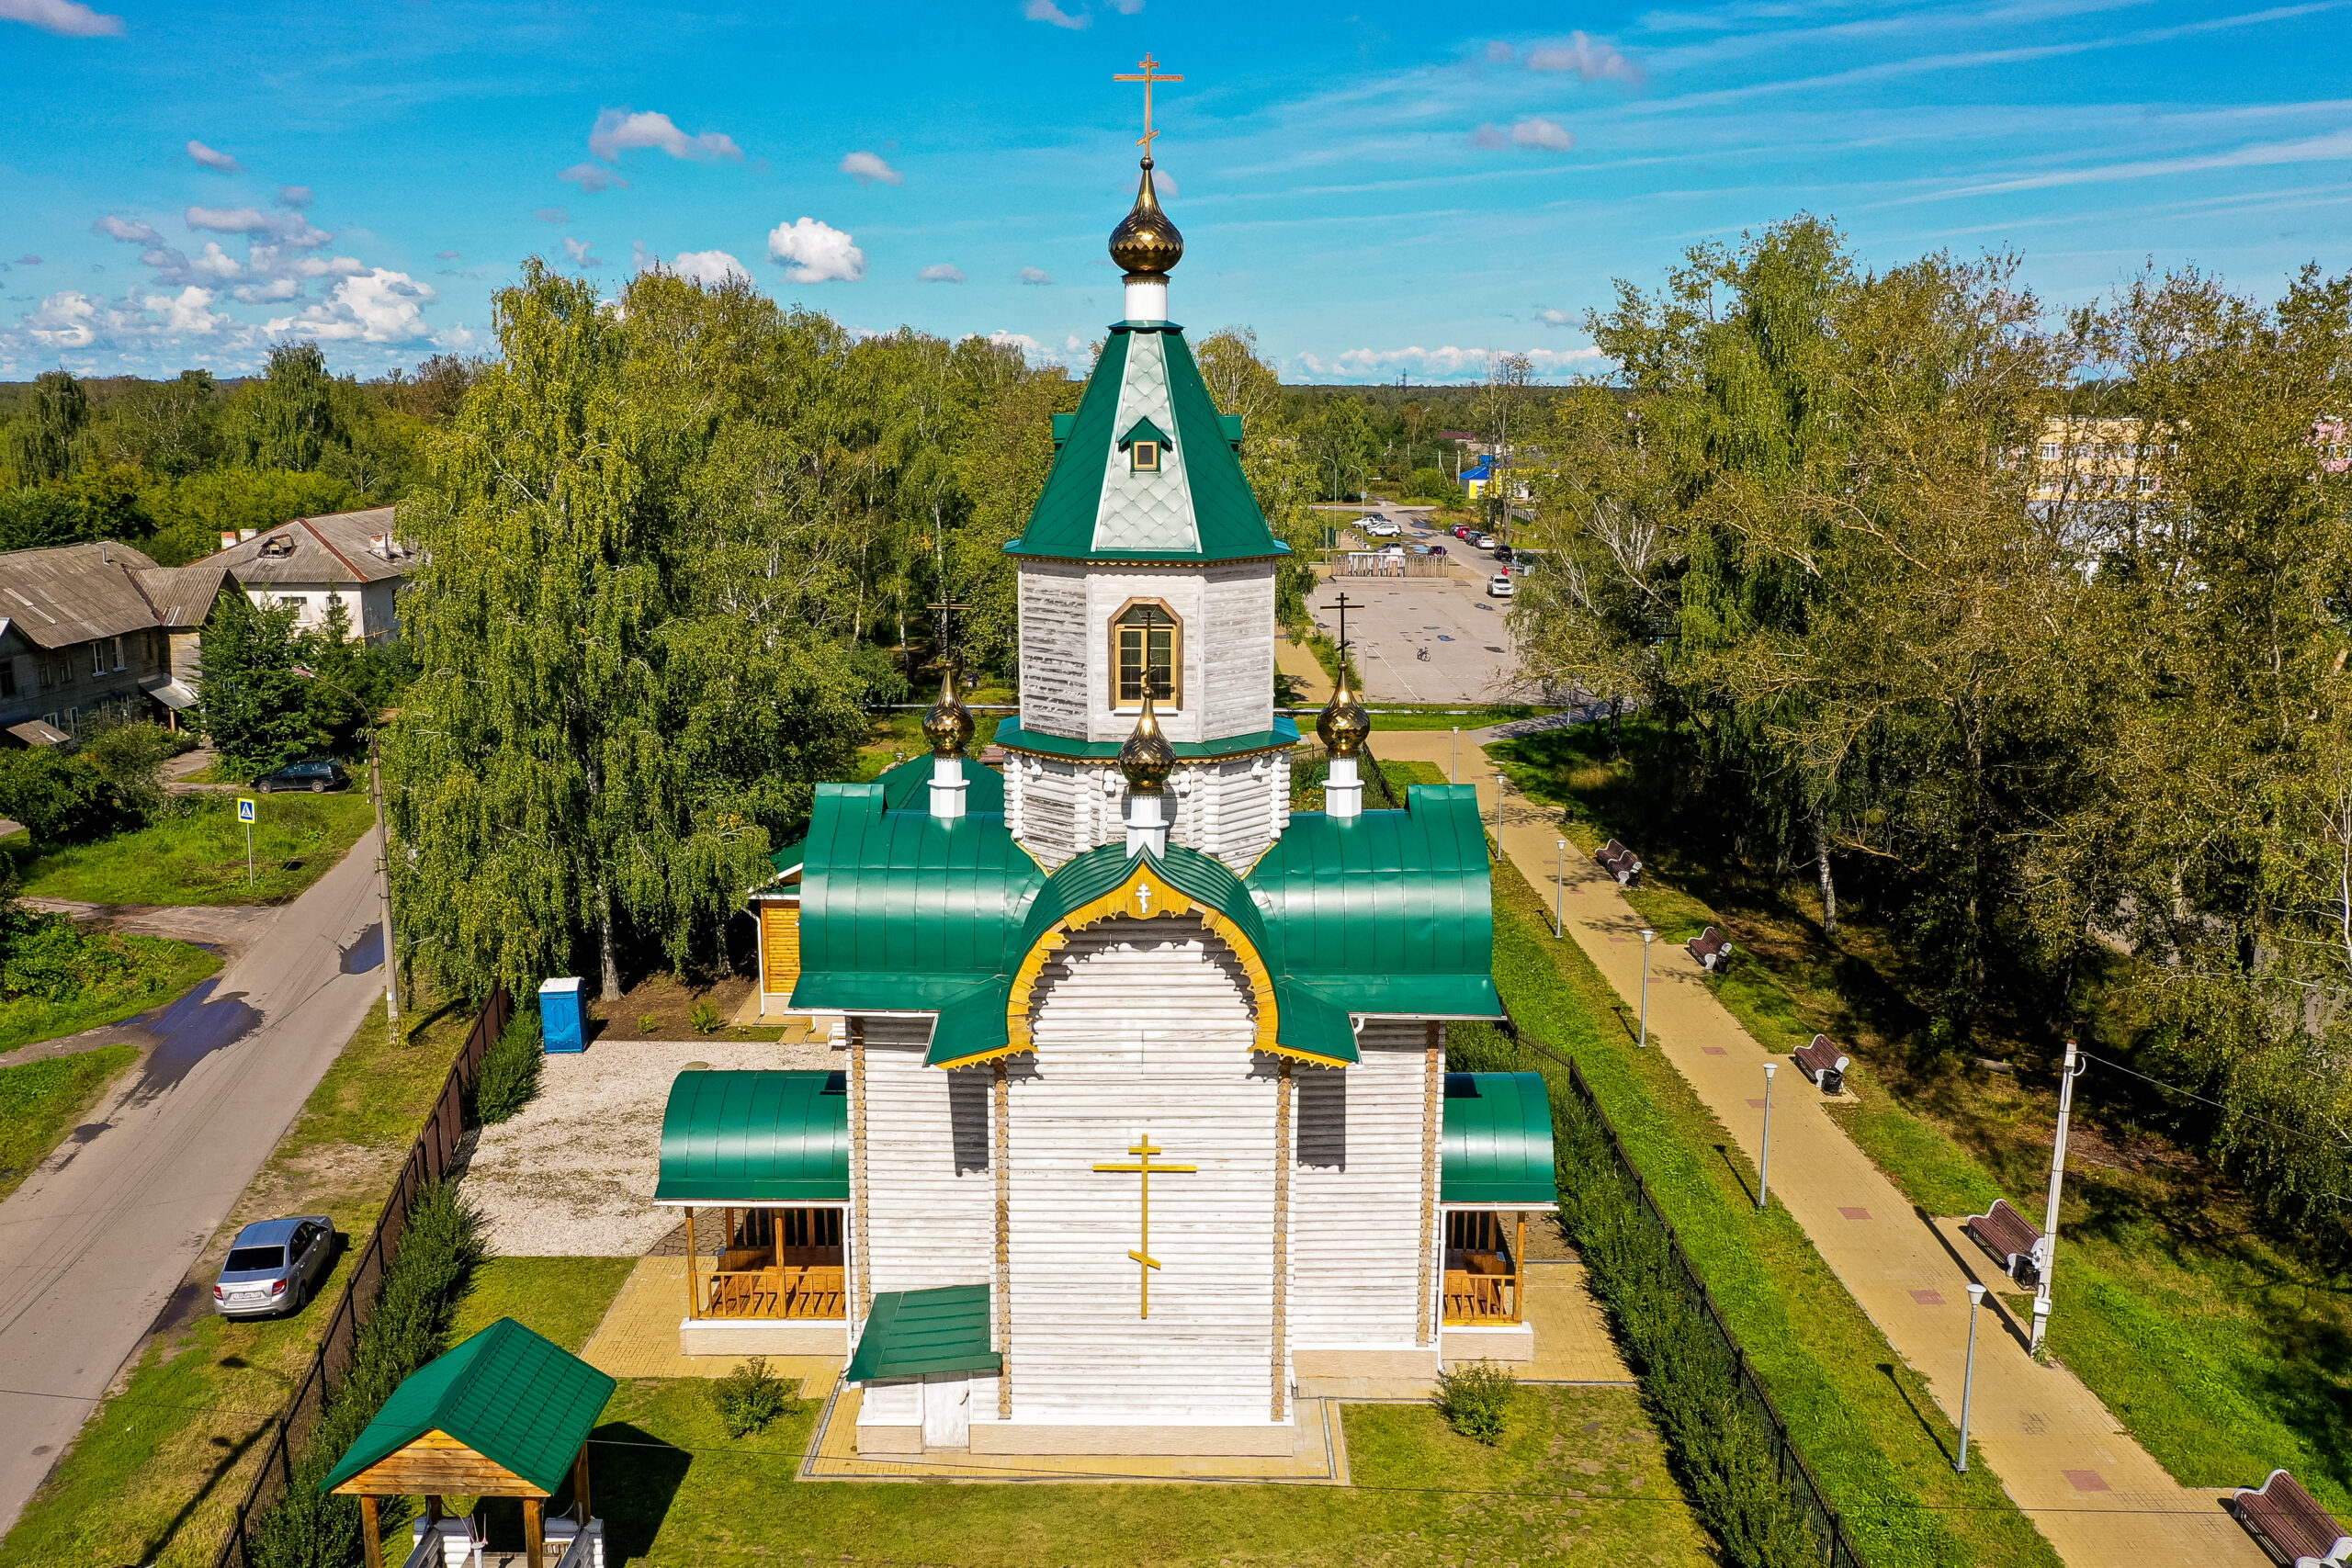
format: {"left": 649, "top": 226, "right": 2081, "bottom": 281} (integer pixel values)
{"left": 1092, "top": 1133, "right": 1195, "bottom": 1317}
{"left": 1114, "top": 54, "right": 1183, "bottom": 152}
{"left": 1319, "top": 592, "right": 1362, "bottom": 658}
{"left": 926, "top": 594, "right": 974, "bottom": 678}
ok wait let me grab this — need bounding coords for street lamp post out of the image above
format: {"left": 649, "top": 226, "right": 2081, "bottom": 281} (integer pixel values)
{"left": 1555, "top": 839, "right": 1566, "bottom": 939}
{"left": 1758, "top": 1062, "right": 1777, "bottom": 1211}
{"left": 2031, "top": 1040, "right": 2086, "bottom": 1354}
{"left": 1958, "top": 1281, "right": 1986, "bottom": 1472}
{"left": 293, "top": 665, "right": 398, "bottom": 1023}
{"left": 1637, "top": 929, "right": 1657, "bottom": 1048}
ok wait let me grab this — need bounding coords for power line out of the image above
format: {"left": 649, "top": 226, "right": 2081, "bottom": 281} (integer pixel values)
{"left": 2080, "top": 1051, "right": 2352, "bottom": 1154}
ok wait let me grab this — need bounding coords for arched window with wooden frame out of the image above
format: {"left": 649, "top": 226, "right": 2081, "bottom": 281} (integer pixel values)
{"left": 1112, "top": 598, "right": 1182, "bottom": 709}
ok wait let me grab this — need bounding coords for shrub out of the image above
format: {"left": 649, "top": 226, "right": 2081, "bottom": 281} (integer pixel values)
{"left": 1434, "top": 1359, "right": 1517, "bottom": 1444}
{"left": 0, "top": 746, "right": 115, "bottom": 842}
{"left": 1445, "top": 1020, "right": 1521, "bottom": 1073}
{"left": 710, "top": 1355, "right": 797, "bottom": 1438}
{"left": 639, "top": 1012, "right": 660, "bottom": 1034}
{"left": 474, "top": 1006, "right": 542, "bottom": 1124}
{"left": 689, "top": 998, "right": 723, "bottom": 1035}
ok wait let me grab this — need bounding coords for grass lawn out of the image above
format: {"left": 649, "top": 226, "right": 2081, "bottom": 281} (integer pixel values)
{"left": 0, "top": 933, "right": 220, "bottom": 1054}
{"left": 1484, "top": 860, "right": 2061, "bottom": 1568}
{"left": 448, "top": 1257, "right": 637, "bottom": 1355}
{"left": 0, "top": 1043, "right": 140, "bottom": 1202}
{"left": 0, "top": 995, "right": 483, "bottom": 1568}
{"left": 0, "top": 792, "right": 376, "bottom": 907}
{"left": 1492, "top": 716, "right": 2352, "bottom": 1514}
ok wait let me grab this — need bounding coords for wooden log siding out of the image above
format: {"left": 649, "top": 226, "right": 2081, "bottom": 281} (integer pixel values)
{"left": 1272, "top": 1060, "right": 1292, "bottom": 1422}
{"left": 850, "top": 1017, "right": 871, "bottom": 1328}
{"left": 1201, "top": 565, "right": 1278, "bottom": 740}
{"left": 994, "top": 1060, "right": 1013, "bottom": 1418}
{"left": 1419, "top": 1023, "right": 1442, "bottom": 1348}
{"left": 1017, "top": 563, "right": 1090, "bottom": 736}
{"left": 862, "top": 1032, "right": 996, "bottom": 1301}
{"left": 1008, "top": 917, "right": 1277, "bottom": 1421}
{"left": 1288, "top": 1028, "right": 1431, "bottom": 1351}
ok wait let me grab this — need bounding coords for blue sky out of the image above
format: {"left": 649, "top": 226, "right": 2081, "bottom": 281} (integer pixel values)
{"left": 0, "top": 0, "right": 2346, "bottom": 383}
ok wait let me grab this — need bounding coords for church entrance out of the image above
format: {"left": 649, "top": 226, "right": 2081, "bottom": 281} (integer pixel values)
{"left": 1442, "top": 1210, "right": 1525, "bottom": 1325}
{"left": 687, "top": 1205, "right": 846, "bottom": 1320}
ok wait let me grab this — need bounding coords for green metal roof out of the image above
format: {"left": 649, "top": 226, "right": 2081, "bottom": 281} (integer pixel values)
{"left": 1118, "top": 415, "right": 1172, "bottom": 450}
{"left": 990, "top": 716, "right": 1298, "bottom": 762}
{"left": 844, "top": 1284, "right": 1001, "bottom": 1382}
{"left": 1442, "top": 1072, "right": 1557, "bottom": 1204}
{"left": 1007, "top": 324, "right": 1286, "bottom": 564}
{"left": 319, "top": 1318, "right": 616, "bottom": 1496}
{"left": 655, "top": 1069, "right": 849, "bottom": 1203}
{"left": 1245, "top": 784, "right": 1503, "bottom": 1020}
{"left": 874, "top": 750, "right": 1008, "bottom": 815}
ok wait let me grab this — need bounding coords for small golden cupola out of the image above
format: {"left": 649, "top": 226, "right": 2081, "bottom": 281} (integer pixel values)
{"left": 922, "top": 669, "right": 975, "bottom": 820}
{"left": 1317, "top": 671, "right": 1373, "bottom": 820}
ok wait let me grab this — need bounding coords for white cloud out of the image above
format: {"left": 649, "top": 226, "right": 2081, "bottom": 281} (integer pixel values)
{"left": 587, "top": 108, "right": 743, "bottom": 164}
{"left": 232, "top": 277, "right": 300, "bottom": 304}
{"left": 536, "top": 206, "right": 570, "bottom": 224}
{"left": 1537, "top": 308, "right": 1576, "bottom": 326}
{"left": 1471, "top": 125, "right": 1509, "bottom": 151}
{"left": 277, "top": 185, "right": 312, "bottom": 209}
{"left": 840, "top": 151, "right": 904, "bottom": 186}
{"left": 989, "top": 330, "right": 1052, "bottom": 363}
{"left": 562, "top": 236, "right": 605, "bottom": 270}
{"left": 22, "top": 291, "right": 98, "bottom": 346}
{"left": 631, "top": 240, "right": 658, "bottom": 274}
{"left": 766, "top": 217, "right": 865, "bottom": 283}
{"left": 1108, "top": 0, "right": 1143, "bottom": 12}
{"left": 1525, "top": 31, "right": 1643, "bottom": 85}
{"left": 267, "top": 269, "right": 435, "bottom": 342}
{"left": 1485, "top": 39, "right": 1515, "bottom": 63}
{"left": 433, "top": 324, "right": 476, "bottom": 350}
{"left": 1115, "top": 167, "right": 1177, "bottom": 198}
{"left": 671, "top": 249, "right": 752, "bottom": 287}
{"left": 917, "top": 263, "right": 966, "bottom": 283}
{"left": 559, "top": 163, "right": 627, "bottom": 194}
{"left": 1511, "top": 118, "right": 1575, "bottom": 151}
{"left": 435, "top": 250, "right": 461, "bottom": 261}
{"left": 1294, "top": 344, "right": 1604, "bottom": 379}
{"left": 187, "top": 139, "right": 242, "bottom": 174}
{"left": 290, "top": 254, "right": 365, "bottom": 278}
{"left": 1023, "top": 0, "right": 1088, "bottom": 28}
{"left": 1018, "top": 265, "right": 1053, "bottom": 286}
{"left": 142, "top": 285, "right": 226, "bottom": 334}
{"left": 0, "top": 0, "right": 124, "bottom": 36}
{"left": 184, "top": 206, "right": 333, "bottom": 249}
{"left": 92, "top": 214, "right": 163, "bottom": 244}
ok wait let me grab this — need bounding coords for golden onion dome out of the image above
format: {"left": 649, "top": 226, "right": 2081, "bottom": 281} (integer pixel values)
{"left": 1117, "top": 687, "right": 1177, "bottom": 790}
{"left": 1316, "top": 670, "right": 1372, "bottom": 759}
{"left": 1110, "top": 157, "right": 1184, "bottom": 277}
{"left": 922, "top": 669, "right": 974, "bottom": 757}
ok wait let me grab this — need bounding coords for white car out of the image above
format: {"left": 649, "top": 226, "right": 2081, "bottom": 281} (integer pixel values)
{"left": 1487, "top": 574, "right": 1515, "bottom": 598}
{"left": 1362, "top": 519, "right": 1401, "bottom": 538}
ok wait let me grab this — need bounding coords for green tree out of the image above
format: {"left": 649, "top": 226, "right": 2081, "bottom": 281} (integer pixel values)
{"left": 229, "top": 341, "right": 345, "bottom": 471}
{"left": 198, "top": 589, "right": 316, "bottom": 773}
{"left": 5, "top": 370, "right": 89, "bottom": 484}
{"left": 113, "top": 369, "right": 220, "bottom": 478}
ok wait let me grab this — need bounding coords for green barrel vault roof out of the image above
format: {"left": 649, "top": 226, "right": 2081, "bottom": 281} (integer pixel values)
{"left": 319, "top": 1318, "right": 616, "bottom": 1495}
{"left": 1442, "top": 1072, "right": 1557, "bottom": 1205}
{"left": 655, "top": 1069, "right": 849, "bottom": 1203}
{"left": 844, "top": 1284, "right": 1002, "bottom": 1382}
{"left": 1008, "top": 323, "right": 1285, "bottom": 564}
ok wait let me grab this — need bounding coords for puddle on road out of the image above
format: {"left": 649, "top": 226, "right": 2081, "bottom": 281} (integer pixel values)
{"left": 129, "top": 979, "right": 264, "bottom": 1096}
{"left": 340, "top": 922, "right": 384, "bottom": 975}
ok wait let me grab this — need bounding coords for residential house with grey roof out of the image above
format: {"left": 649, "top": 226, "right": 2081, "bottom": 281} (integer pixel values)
{"left": 198, "top": 506, "right": 413, "bottom": 643}
{"left": 0, "top": 542, "right": 227, "bottom": 743}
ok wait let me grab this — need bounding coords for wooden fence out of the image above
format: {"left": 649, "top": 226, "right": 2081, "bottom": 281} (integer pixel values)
{"left": 209, "top": 983, "right": 512, "bottom": 1568}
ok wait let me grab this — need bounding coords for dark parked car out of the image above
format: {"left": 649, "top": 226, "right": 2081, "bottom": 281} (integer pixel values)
{"left": 255, "top": 759, "right": 351, "bottom": 793}
{"left": 213, "top": 1216, "right": 334, "bottom": 1317}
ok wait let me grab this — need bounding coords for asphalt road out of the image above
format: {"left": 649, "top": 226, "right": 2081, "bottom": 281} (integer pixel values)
{"left": 0, "top": 830, "right": 388, "bottom": 1535}
{"left": 1312, "top": 502, "right": 1524, "bottom": 703}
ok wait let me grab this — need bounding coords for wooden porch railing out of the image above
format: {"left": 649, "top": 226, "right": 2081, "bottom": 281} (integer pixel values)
{"left": 696, "top": 1262, "right": 846, "bottom": 1320}
{"left": 1443, "top": 1248, "right": 1521, "bottom": 1324}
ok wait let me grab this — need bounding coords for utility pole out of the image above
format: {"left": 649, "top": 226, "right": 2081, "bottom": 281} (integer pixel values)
{"left": 2030, "top": 1039, "right": 2085, "bottom": 1354}
{"left": 369, "top": 725, "right": 398, "bottom": 1023}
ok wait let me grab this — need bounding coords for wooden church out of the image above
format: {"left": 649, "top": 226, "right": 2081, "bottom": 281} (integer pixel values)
{"left": 651, "top": 122, "right": 1555, "bottom": 1461}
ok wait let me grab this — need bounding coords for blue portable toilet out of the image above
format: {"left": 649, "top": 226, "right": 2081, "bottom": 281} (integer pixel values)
{"left": 538, "top": 977, "right": 585, "bottom": 1054}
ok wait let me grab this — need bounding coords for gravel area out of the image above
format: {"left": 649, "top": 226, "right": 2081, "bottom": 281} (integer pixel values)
{"left": 460, "top": 1037, "right": 841, "bottom": 1257}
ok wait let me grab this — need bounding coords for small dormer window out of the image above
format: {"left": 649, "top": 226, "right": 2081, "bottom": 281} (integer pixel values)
{"left": 1131, "top": 440, "right": 1159, "bottom": 472}
{"left": 1118, "top": 417, "right": 1171, "bottom": 475}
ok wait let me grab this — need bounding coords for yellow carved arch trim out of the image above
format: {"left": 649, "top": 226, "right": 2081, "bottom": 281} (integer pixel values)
{"left": 1001, "top": 860, "right": 1280, "bottom": 1055}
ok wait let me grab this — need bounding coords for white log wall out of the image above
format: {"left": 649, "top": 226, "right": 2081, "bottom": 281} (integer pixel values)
{"left": 1201, "top": 563, "right": 1276, "bottom": 740}
{"left": 1288, "top": 1026, "right": 1431, "bottom": 1349}
{"left": 1016, "top": 563, "right": 1088, "bottom": 737}
{"left": 1007, "top": 750, "right": 1288, "bottom": 870}
{"left": 857, "top": 1019, "right": 995, "bottom": 1303}
{"left": 1006, "top": 917, "right": 1277, "bottom": 1423}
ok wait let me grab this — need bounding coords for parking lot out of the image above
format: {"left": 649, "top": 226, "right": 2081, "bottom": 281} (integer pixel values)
{"left": 1314, "top": 504, "right": 1529, "bottom": 704}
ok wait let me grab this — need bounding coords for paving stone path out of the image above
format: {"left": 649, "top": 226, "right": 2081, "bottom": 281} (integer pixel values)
{"left": 1371, "top": 728, "right": 2265, "bottom": 1568}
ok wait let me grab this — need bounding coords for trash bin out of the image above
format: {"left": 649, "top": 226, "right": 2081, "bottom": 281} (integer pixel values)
{"left": 538, "top": 976, "right": 585, "bottom": 1054}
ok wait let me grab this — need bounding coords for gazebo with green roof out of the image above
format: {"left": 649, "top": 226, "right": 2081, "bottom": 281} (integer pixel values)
{"left": 322, "top": 1317, "right": 616, "bottom": 1568}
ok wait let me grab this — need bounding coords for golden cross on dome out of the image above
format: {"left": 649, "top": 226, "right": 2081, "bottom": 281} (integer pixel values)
{"left": 1114, "top": 54, "right": 1183, "bottom": 152}
{"left": 1093, "top": 1133, "right": 1195, "bottom": 1317}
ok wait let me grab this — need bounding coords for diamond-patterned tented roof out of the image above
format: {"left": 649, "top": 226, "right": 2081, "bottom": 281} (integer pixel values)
{"left": 1009, "top": 323, "right": 1285, "bottom": 563}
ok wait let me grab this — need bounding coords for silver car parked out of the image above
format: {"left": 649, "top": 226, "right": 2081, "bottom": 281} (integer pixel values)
{"left": 213, "top": 1215, "right": 334, "bottom": 1317}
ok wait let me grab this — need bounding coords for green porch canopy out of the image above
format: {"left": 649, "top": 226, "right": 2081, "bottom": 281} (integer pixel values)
{"left": 1442, "top": 1072, "right": 1558, "bottom": 1205}
{"left": 843, "top": 1283, "right": 1002, "bottom": 1382}
{"left": 654, "top": 1069, "right": 849, "bottom": 1204}
{"left": 319, "top": 1317, "right": 616, "bottom": 1495}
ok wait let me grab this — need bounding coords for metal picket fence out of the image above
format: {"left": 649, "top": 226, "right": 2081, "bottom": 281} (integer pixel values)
{"left": 209, "top": 983, "right": 512, "bottom": 1568}
{"left": 1518, "top": 1028, "right": 1870, "bottom": 1568}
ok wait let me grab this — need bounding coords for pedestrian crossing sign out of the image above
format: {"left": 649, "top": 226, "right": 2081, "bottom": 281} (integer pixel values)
{"left": 237, "top": 797, "right": 255, "bottom": 823}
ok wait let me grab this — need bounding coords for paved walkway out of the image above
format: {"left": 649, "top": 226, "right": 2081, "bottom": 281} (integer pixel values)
{"left": 1371, "top": 730, "right": 2262, "bottom": 1568}
{"left": 0, "top": 832, "right": 389, "bottom": 1537}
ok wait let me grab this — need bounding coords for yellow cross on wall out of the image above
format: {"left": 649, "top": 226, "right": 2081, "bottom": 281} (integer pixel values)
{"left": 1114, "top": 54, "right": 1183, "bottom": 152}
{"left": 1093, "top": 1133, "right": 1196, "bottom": 1317}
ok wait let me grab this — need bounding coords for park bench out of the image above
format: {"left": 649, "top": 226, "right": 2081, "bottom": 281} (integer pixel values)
{"left": 1687, "top": 926, "right": 1733, "bottom": 974}
{"left": 1594, "top": 839, "right": 1643, "bottom": 887}
{"left": 2233, "top": 1469, "right": 2350, "bottom": 1567}
{"left": 1792, "top": 1035, "right": 1849, "bottom": 1094}
{"left": 1962, "top": 1198, "right": 2043, "bottom": 1286}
